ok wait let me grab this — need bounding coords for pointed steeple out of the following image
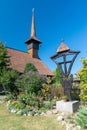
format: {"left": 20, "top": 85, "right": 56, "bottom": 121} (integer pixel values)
{"left": 25, "top": 8, "right": 41, "bottom": 44}
{"left": 30, "top": 8, "right": 36, "bottom": 38}
{"left": 25, "top": 9, "right": 41, "bottom": 58}
{"left": 57, "top": 39, "right": 70, "bottom": 53}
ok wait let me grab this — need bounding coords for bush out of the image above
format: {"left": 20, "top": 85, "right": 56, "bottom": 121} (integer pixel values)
{"left": 24, "top": 63, "right": 37, "bottom": 73}
{"left": 44, "top": 101, "right": 53, "bottom": 110}
{"left": 4, "top": 93, "right": 15, "bottom": 101}
{"left": 9, "top": 101, "right": 25, "bottom": 109}
{"left": 41, "top": 83, "right": 51, "bottom": 100}
{"left": 16, "top": 71, "right": 46, "bottom": 95}
{"left": 17, "top": 93, "right": 27, "bottom": 104}
{"left": 50, "top": 86, "right": 64, "bottom": 99}
{"left": 77, "top": 58, "right": 87, "bottom": 104}
{"left": 17, "top": 92, "right": 44, "bottom": 109}
{"left": 75, "top": 106, "right": 87, "bottom": 129}
{"left": 53, "top": 68, "right": 62, "bottom": 87}
{"left": 0, "top": 69, "right": 19, "bottom": 98}
{"left": 19, "top": 108, "right": 30, "bottom": 115}
{"left": 52, "top": 96, "right": 58, "bottom": 105}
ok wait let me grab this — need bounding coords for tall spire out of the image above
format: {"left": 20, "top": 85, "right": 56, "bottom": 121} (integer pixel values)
{"left": 30, "top": 8, "right": 36, "bottom": 37}
{"left": 25, "top": 9, "right": 41, "bottom": 58}
{"left": 25, "top": 8, "right": 41, "bottom": 44}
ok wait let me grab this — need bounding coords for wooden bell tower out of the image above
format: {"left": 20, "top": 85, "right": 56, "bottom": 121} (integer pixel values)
{"left": 25, "top": 9, "right": 41, "bottom": 58}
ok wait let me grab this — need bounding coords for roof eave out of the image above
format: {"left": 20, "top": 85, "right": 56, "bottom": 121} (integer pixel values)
{"left": 25, "top": 37, "right": 41, "bottom": 44}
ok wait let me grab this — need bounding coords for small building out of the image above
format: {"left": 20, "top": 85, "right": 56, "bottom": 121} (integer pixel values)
{"left": 7, "top": 10, "right": 54, "bottom": 76}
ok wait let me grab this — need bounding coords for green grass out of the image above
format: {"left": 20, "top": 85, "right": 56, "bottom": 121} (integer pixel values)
{"left": 0, "top": 103, "right": 66, "bottom": 130}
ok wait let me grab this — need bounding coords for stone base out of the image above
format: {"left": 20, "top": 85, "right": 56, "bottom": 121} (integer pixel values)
{"left": 56, "top": 100, "right": 79, "bottom": 113}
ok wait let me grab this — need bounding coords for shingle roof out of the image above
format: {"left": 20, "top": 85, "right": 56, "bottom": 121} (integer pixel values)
{"left": 7, "top": 48, "right": 54, "bottom": 76}
{"left": 57, "top": 41, "right": 70, "bottom": 53}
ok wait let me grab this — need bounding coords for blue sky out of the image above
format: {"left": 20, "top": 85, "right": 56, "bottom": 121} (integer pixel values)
{"left": 0, "top": 0, "right": 87, "bottom": 75}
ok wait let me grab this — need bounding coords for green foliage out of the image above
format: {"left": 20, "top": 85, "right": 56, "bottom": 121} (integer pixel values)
{"left": 0, "top": 70, "right": 19, "bottom": 88}
{"left": 0, "top": 42, "right": 9, "bottom": 72}
{"left": 19, "top": 108, "right": 30, "bottom": 115}
{"left": 0, "top": 69, "right": 19, "bottom": 97}
{"left": 17, "top": 93, "right": 27, "bottom": 104}
{"left": 77, "top": 58, "right": 87, "bottom": 103}
{"left": 4, "top": 93, "right": 15, "bottom": 101}
{"left": 62, "top": 95, "right": 68, "bottom": 100}
{"left": 9, "top": 101, "right": 25, "bottom": 109}
{"left": 53, "top": 68, "right": 61, "bottom": 87}
{"left": 44, "top": 101, "right": 53, "bottom": 110}
{"left": 41, "top": 83, "right": 51, "bottom": 100}
{"left": 75, "top": 106, "right": 87, "bottom": 128}
{"left": 39, "top": 107, "right": 46, "bottom": 113}
{"left": 50, "top": 86, "right": 64, "bottom": 99}
{"left": 16, "top": 71, "right": 45, "bottom": 95}
{"left": 18, "top": 92, "right": 44, "bottom": 109}
{"left": 72, "top": 82, "right": 80, "bottom": 100}
{"left": 52, "top": 96, "right": 59, "bottom": 105}
{"left": 24, "top": 63, "right": 37, "bottom": 73}
{"left": 41, "top": 77, "right": 57, "bottom": 101}
{"left": 72, "top": 91, "right": 80, "bottom": 100}
{"left": 0, "top": 41, "right": 20, "bottom": 98}
{"left": 41, "top": 76, "right": 63, "bottom": 101}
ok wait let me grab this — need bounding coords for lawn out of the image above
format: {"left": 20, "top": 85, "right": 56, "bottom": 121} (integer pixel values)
{"left": 0, "top": 103, "right": 66, "bottom": 130}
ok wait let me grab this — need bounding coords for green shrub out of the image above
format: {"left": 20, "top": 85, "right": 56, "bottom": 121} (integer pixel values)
{"left": 16, "top": 71, "right": 46, "bottom": 95}
{"left": 24, "top": 63, "right": 37, "bottom": 72}
{"left": 44, "top": 101, "right": 53, "bottom": 110}
{"left": 39, "top": 107, "right": 46, "bottom": 113}
{"left": 72, "top": 91, "right": 80, "bottom": 100}
{"left": 50, "top": 86, "right": 64, "bottom": 99}
{"left": 52, "top": 96, "right": 58, "bottom": 105}
{"left": 17, "top": 93, "right": 26, "bottom": 104}
{"left": 9, "top": 101, "right": 25, "bottom": 109}
{"left": 20, "top": 108, "right": 29, "bottom": 115}
{"left": 75, "top": 106, "right": 87, "bottom": 129}
{"left": 77, "top": 58, "right": 87, "bottom": 104}
{"left": 0, "top": 69, "right": 19, "bottom": 98}
{"left": 8, "top": 105, "right": 17, "bottom": 111}
{"left": 17, "top": 93, "right": 44, "bottom": 109}
{"left": 4, "top": 93, "right": 15, "bottom": 101}
{"left": 53, "top": 68, "right": 61, "bottom": 87}
{"left": 41, "top": 83, "right": 51, "bottom": 100}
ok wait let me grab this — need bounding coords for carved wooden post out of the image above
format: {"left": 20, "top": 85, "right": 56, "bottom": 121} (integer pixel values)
{"left": 51, "top": 40, "right": 80, "bottom": 101}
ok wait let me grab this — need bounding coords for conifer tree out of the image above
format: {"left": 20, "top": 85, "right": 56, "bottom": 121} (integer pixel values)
{"left": 0, "top": 41, "right": 9, "bottom": 73}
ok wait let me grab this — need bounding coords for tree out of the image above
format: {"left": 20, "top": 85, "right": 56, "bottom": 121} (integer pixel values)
{"left": 24, "top": 63, "right": 37, "bottom": 73}
{"left": 0, "top": 69, "right": 19, "bottom": 98}
{"left": 77, "top": 58, "right": 87, "bottom": 103}
{"left": 53, "top": 67, "right": 61, "bottom": 87}
{"left": 0, "top": 41, "right": 9, "bottom": 73}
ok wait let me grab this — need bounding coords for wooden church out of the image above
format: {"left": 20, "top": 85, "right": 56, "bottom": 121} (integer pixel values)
{"left": 7, "top": 10, "right": 53, "bottom": 76}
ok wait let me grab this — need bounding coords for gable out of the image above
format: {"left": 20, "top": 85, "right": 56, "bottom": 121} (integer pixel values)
{"left": 7, "top": 48, "right": 54, "bottom": 76}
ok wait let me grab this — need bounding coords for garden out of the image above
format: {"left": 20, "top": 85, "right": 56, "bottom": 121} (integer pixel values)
{"left": 0, "top": 41, "right": 87, "bottom": 130}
